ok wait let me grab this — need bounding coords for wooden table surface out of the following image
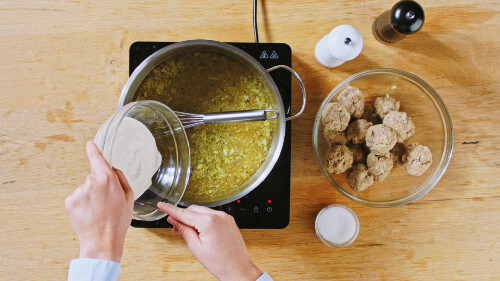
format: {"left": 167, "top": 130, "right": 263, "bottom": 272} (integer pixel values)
{"left": 1, "top": 0, "right": 498, "bottom": 280}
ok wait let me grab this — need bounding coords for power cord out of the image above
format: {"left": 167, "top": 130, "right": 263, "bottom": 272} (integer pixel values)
{"left": 253, "top": 0, "right": 259, "bottom": 43}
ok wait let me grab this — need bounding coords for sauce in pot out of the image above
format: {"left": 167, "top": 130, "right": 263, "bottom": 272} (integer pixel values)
{"left": 134, "top": 51, "right": 275, "bottom": 202}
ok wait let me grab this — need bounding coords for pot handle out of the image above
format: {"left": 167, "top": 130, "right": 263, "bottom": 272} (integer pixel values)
{"left": 267, "top": 65, "right": 306, "bottom": 121}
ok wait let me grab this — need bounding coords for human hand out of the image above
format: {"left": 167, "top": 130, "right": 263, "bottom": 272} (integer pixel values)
{"left": 158, "top": 203, "right": 262, "bottom": 281}
{"left": 65, "top": 141, "right": 134, "bottom": 262}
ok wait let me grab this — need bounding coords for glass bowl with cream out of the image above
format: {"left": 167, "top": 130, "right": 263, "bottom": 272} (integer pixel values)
{"left": 94, "top": 100, "right": 190, "bottom": 221}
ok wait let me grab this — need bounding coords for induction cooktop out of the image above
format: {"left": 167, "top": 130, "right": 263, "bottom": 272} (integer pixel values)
{"left": 129, "top": 41, "right": 291, "bottom": 229}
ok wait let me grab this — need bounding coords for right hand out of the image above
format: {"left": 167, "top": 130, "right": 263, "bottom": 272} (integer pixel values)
{"left": 158, "top": 203, "right": 262, "bottom": 281}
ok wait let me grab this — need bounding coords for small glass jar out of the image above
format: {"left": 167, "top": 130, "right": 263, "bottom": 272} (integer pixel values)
{"left": 94, "top": 100, "right": 190, "bottom": 221}
{"left": 315, "top": 204, "right": 359, "bottom": 248}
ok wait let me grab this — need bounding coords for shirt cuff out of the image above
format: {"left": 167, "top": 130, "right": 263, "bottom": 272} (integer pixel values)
{"left": 256, "top": 272, "right": 273, "bottom": 281}
{"left": 68, "top": 258, "right": 121, "bottom": 281}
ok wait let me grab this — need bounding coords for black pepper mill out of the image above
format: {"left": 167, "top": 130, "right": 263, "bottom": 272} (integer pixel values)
{"left": 373, "top": 0, "right": 425, "bottom": 44}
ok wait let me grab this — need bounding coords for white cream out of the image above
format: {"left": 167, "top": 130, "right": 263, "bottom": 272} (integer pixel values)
{"left": 99, "top": 117, "right": 162, "bottom": 201}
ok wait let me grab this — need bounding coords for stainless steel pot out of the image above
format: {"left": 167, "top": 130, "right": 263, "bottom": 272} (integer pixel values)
{"left": 118, "top": 39, "right": 305, "bottom": 207}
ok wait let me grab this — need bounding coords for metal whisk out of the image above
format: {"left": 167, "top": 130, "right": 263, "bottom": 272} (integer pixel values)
{"left": 174, "top": 109, "right": 279, "bottom": 129}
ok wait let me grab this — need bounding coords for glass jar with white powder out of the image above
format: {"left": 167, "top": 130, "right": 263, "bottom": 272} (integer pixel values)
{"left": 315, "top": 204, "right": 359, "bottom": 247}
{"left": 94, "top": 100, "right": 190, "bottom": 221}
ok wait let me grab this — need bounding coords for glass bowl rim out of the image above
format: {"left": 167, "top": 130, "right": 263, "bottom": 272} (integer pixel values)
{"left": 312, "top": 68, "right": 454, "bottom": 207}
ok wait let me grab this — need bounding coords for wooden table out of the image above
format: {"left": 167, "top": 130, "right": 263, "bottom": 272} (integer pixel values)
{"left": 1, "top": 0, "right": 498, "bottom": 280}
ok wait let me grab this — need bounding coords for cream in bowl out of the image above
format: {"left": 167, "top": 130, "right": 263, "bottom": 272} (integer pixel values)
{"left": 97, "top": 116, "right": 162, "bottom": 201}
{"left": 94, "top": 101, "right": 190, "bottom": 221}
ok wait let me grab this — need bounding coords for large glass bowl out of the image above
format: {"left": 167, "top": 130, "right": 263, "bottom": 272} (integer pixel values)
{"left": 94, "top": 100, "right": 190, "bottom": 220}
{"left": 312, "top": 69, "right": 453, "bottom": 207}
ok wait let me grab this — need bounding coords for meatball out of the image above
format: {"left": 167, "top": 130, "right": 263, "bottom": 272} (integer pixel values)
{"left": 361, "top": 102, "right": 380, "bottom": 124}
{"left": 337, "top": 86, "right": 365, "bottom": 119}
{"left": 321, "top": 102, "right": 351, "bottom": 132}
{"left": 367, "top": 152, "right": 393, "bottom": 182}
{"left": 325, "top": 144, "right": 353, "bottom": 174}
{"left": 365, "top": 124, "right": 397, "bottom": 153}
{"left": 383, "top": 111, "right": 416, "bottom": 142}
{"left": 403, "top": 143, "right": 432, "bottom": 176}
{"left": 389, "top": 142, "right": 407, "bottom": 166}
{"left": 323, "top": 128, "right": 348, "bottom": 145}
{"left": 346, "top": 163, "right": 374, "bottom": 192}
{"left": 346, "top": 119, "right": 373, "bottom": 144}
{"left": 374, "top": 94, "right": 400, "bottom": 119}
{"left": 348, "top": 143, "right": 367, "bottom": 163}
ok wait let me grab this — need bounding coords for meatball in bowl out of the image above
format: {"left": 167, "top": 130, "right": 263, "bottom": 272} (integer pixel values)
{"left": 312, "top": 69, "right": 453, "bottom": 207}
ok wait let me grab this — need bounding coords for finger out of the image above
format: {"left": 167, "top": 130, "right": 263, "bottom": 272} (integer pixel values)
{"left": 86, "top": 141, "right": 111, "bottom": 175}
{"left": 186, "top": 204, "right": 221, "bottom": 215}
{"left": 172, "top": 221, "right": 202, "bottom": 251}
{"left": 157, "top": 202, "right": 206, "bottom": 229}
{"left": 64, "top": 193, "right": 74, "bottom": 212}
{"left": 65, "top": 185, "right": 86, "bottom": 211}
{"left": 166, "top": 216, "right": 179, "bottom": 233}
{"left": 84, "top": 174, "right": 97, "bottom": 189}
{"left": 167, "top": 216, "right": 177, "bottom": 225}
{"left": 113, "top": 168, "right": 134, "bottom": 203}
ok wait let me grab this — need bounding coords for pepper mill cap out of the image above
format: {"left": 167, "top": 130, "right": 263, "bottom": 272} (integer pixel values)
{"left": 327, "top": 25, "right": 363, "bottom": 61}
{"left": 390, "top": 0, "right": 425, "bottom": 34}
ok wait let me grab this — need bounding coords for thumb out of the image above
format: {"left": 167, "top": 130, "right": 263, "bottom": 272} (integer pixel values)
{"left": 113, "top": 168, "right": 134, "bottom": 204}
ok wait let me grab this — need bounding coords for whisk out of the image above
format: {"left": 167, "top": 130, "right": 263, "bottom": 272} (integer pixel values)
{"left": 174, "top": 109, "right": 279, "bottom": 129}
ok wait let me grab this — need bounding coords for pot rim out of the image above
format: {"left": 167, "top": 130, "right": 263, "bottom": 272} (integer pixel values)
{"left": 118, "top": 39, "right": 286, "bottom": 207}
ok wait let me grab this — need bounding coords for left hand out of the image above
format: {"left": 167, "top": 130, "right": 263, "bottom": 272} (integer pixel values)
{"left": 65, "top": 141, "right": 134, "bottom": 262}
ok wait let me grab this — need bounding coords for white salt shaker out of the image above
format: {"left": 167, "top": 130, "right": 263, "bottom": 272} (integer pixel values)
{"left": 314, "top": 25, "right": 363, "bottom": 68}
{"left": 315, "top": 204, "right": 359, "bottom": 247}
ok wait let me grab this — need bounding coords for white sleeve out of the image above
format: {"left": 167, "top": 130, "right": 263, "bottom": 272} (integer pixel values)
{"left": 256, "top": 272, "right": 274, "bottom": 281}
{"left": 68, "top": 258, "right": 121, "bottom": 281}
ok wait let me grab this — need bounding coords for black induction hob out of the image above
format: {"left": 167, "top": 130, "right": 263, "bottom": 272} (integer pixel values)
{"left": 130, "top": 41, "right": 291, "bottom": 229}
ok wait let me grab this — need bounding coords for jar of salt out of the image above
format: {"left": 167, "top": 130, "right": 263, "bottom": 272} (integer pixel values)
{"left": 315, "top": 204, "right": 359, "bottom": 247}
